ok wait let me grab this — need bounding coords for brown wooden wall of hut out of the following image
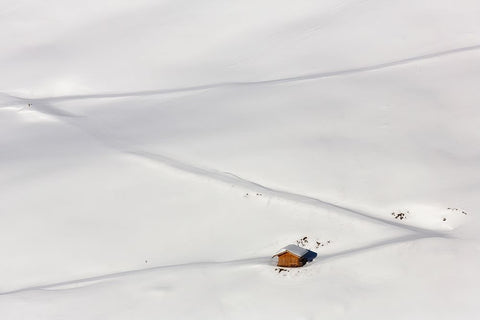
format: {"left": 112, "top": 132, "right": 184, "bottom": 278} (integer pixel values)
{"left": 277, "top": 252, "right": 305, "bottom": 267}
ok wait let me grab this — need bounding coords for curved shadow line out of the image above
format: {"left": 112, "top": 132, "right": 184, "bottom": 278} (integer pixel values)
{"left": 0, "top": 92, "right": 27, "bottom": 106}
{"left": 21, "top": 43, "right": 480, "bottom": 103}
{"left": 129, "top": 150, "right": 446, "bottom": 236}
{"left": 0, "top": 256, "right": 270, "bottom": 296}
{"left": 0, "top": 98, "right": 433, "bottom": 235}
{"left": 0, "top": 99, "right": 448, "bottom": 236}
{"left": 316, "top": 233, "right": 446, "bottom": 263}
{"left": 1, "top": 234, "right": 446, "bottom": 296}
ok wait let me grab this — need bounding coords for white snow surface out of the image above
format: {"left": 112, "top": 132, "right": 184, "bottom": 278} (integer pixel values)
{"left": 1, "top": 0, "right": 480, "bottom": 319}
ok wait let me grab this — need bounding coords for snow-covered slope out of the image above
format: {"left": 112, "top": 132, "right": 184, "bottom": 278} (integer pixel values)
{"left": 1, "top": 0, "right": 480, "bottom": 319}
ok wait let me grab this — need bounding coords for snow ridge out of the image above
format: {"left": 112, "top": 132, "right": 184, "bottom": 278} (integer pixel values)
{"left": 2, "top": 43, "right": 479, "bottom": 103}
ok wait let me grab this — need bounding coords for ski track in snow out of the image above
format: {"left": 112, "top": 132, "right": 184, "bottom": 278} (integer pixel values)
{"left": 1, "top": 43, "right": 479, "bottom": 104}
{"left": 128, "top": 150, "right": 444, "bottom": 236}
{"left": 1, "top": 96, "right": 442, "bottom": 236}
{"left": 1, "top": 44, "right": 477, "bottom": 233}
{"left": 0, "top": 257, "right": 269, "bottom": 296}
{"left": 0, "top": 233, "right": 441, "bottom": 296}
{"left": 1, "top": 44, "right": 465, "bottom": 296}
{"left": 0, "top": 92, "right": 442, "bottom": 235}
{"left": 0, "top": 101, "right": 449, "bottom": 295}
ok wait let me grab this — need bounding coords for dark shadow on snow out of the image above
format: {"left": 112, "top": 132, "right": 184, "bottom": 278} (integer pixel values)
{"left": 303, "top": 250, "right": 318, "bottom": 263}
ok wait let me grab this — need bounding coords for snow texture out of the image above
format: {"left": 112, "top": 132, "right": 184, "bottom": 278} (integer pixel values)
{"left": 1, "top": 0, "right": 480, "bottom": 319}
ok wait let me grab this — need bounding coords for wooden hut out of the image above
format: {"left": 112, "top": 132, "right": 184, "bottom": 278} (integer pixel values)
{"left": 273, "top": 244, "right": 317, "bottom": 267}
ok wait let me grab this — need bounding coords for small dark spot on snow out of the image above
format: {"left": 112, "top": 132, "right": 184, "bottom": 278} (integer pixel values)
{"left": 443, "top": 218, "right": 446, "bottom": 222}
{"left": 391, "top": 211, "right": 408, "bottom": 220}
{"left": 448, "top": 208, "right": 468, "bottom": 215}
{"left": 275, "top": 268, "right": 289, "bottom": 274}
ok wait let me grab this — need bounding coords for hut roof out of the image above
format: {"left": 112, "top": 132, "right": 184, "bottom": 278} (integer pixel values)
{"left": 273, "top": 244, "right": 309, "bottom": 258}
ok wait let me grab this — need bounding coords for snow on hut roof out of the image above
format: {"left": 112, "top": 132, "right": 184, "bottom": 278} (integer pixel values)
{"left": 273, "top": 244, "right": 309, "bottom": 258}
